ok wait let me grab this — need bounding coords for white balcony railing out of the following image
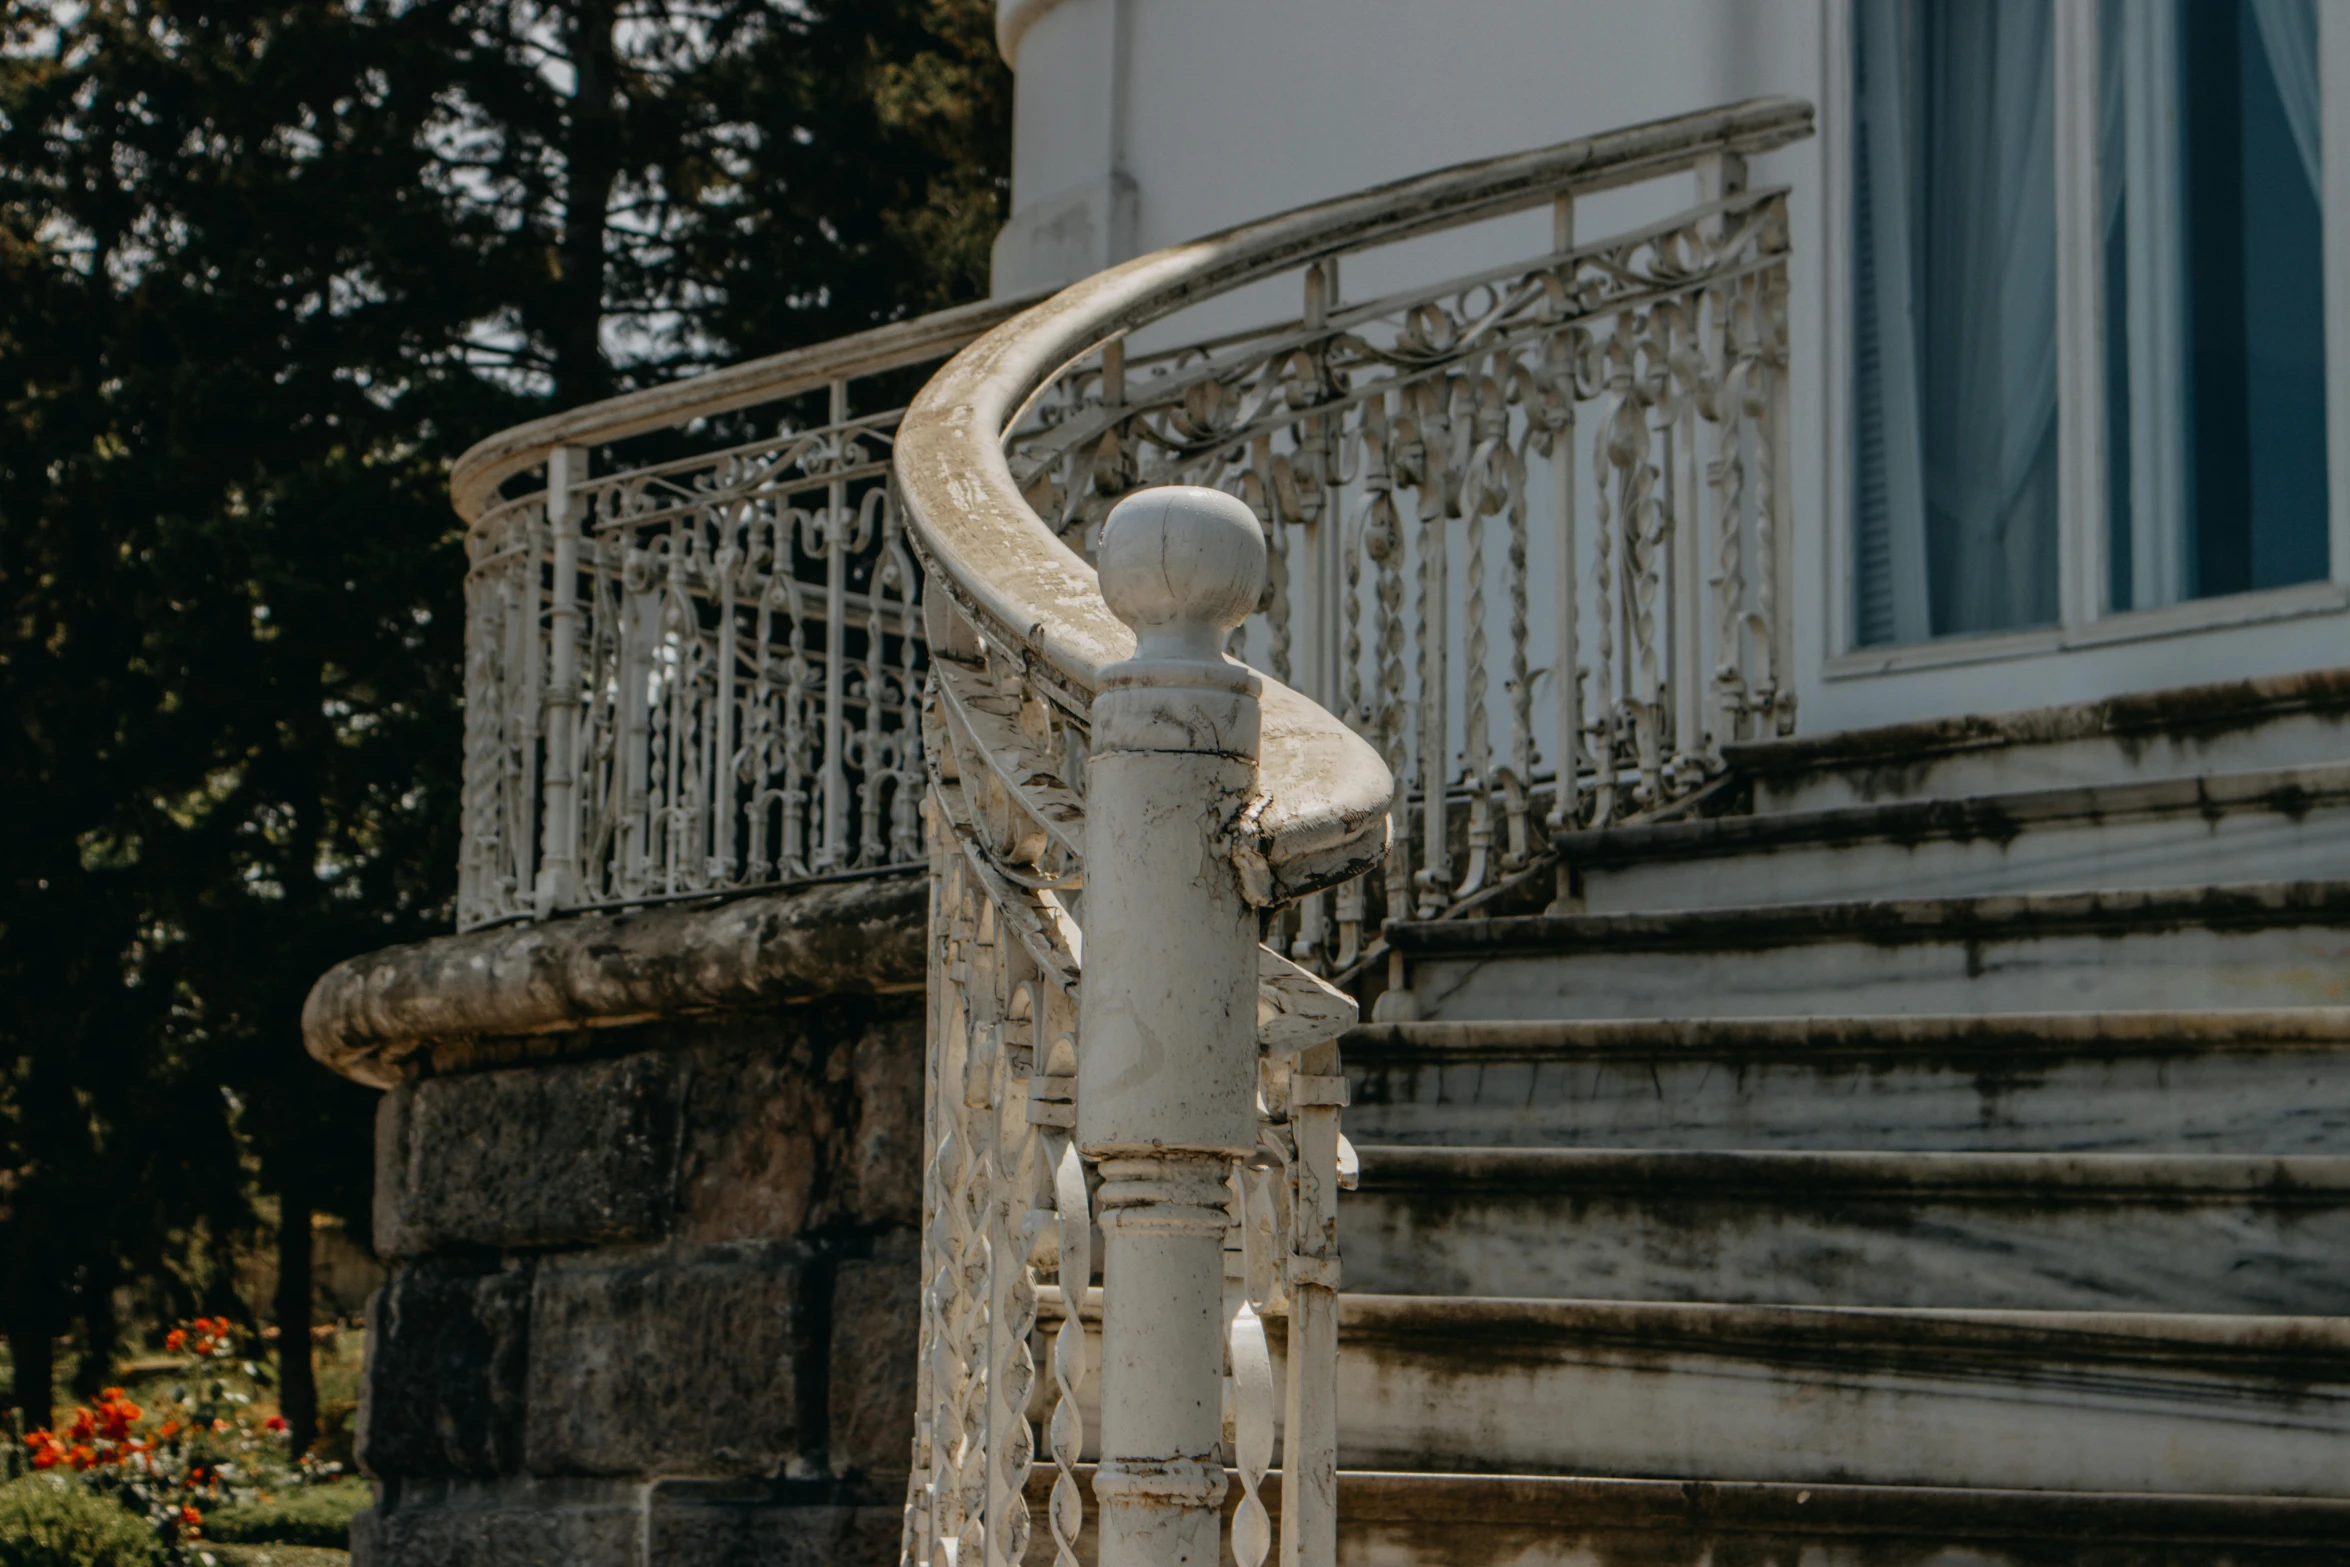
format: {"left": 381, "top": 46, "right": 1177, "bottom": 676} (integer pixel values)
{"left": 454, "top": 99, "right": 1809, "bottom": 947}
{"left": 893, "top": 97, "right": 1813, "bottom": 1567}
{"left": 451, "top": 297, "right": 1032, "bottom": 930}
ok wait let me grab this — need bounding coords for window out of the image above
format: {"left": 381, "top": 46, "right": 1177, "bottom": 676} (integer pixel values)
{"left": 2103, "top": 0, "right": 2327, "bottom": 610}
{"left": 1849, "top": 0, "right": 2333, "bottom": 649}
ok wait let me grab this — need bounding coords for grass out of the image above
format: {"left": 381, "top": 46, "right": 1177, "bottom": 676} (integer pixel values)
{"left": 200, "top": 1478, "right": 371, "bottom": 1549}
{"left": 200, "top": 1548, "right": 348, "bottom": 1567}
{"left": 0, "top": 1477, "right": 161, "bottom": 1567}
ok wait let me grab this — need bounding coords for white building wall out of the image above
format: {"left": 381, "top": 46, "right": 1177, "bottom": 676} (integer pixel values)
{"left": 993, "top": 0, "right": 2350, "bottom": 738}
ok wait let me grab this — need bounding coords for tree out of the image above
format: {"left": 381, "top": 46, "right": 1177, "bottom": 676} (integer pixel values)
{"left": 0, "top": 0, "right": 1005, "bottom": 1444}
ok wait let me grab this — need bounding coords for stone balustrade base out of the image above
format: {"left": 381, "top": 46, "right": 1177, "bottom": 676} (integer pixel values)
{"left": 304, "top": 877, "right": 929, "bottom": 1567}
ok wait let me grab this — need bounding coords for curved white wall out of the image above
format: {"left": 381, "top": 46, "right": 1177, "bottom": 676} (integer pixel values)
{"left": 992, "top": 0, "right": 2350, "bottom": 736}
{"left": 995, "top": 0, "right": 1822, "bottom": 294}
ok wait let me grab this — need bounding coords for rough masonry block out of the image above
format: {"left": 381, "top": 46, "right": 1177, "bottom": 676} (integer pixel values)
{"left": 673, "top": 1005, "right": 925, "bottom": 1239}
{"left": 359, "top": 1260, "right": 533, "bottom": 1478}
{"left": 646, "top": 1490, "right": 904, "bottom": 1567}
{"left": 676, "top": 1037, "right": 823, "bottom": 1243}
{"left": 353, "top": 1477, "right": 642, "bottom": 1567}
{"left": 842, "top": 1013, "right": 924, "bottom": 1228}
{"left": 827, "top": 1231, "right": 921, "bottom": 1479}
{"left": 375, "top": 1051, "right": 683, "bottom": 1257}
{"left": 526, "top": 1241, "right": 808, "bottom": 1477}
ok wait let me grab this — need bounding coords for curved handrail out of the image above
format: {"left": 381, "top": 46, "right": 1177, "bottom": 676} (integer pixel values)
{"left": 893, "top": 96, "right": 1812, "bottom": 899}
{"left": 448, "top": 291, "right": 1043, "bottom": 524}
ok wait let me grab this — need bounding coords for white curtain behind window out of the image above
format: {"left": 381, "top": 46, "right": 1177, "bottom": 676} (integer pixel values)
{"left": 2113, "top": 0, "right": 2192, "bottom": 609}
{"left": 2108, "top": 0, "right": 2318, "bottom": 610}
{"left": 1852, "top": 0, "right": 1931, "bottom": 644}
{"left": 1852, "top": 0, "right": 2059, "bottom": 643}
{"left": 1921, "top": 2, "right": 2060, "bottom": 634}
{"left": 2250, "top": 0, "right": 2321, "bottom": 196}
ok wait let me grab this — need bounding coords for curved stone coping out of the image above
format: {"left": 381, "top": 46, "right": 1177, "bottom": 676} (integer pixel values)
{"left": 447, "top": 292, "right": 1042, "bottom": 525}
{"left": 304, "top": 874, "right": 925, "bottom": 1088}
{"left": 893, "top": 97, "right": 1810, "bottom": 903}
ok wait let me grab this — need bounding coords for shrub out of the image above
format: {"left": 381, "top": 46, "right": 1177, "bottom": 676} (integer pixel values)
{"left": 0, "top": 1476, "right": 163, "bottom": 1567}
{"left": 13, "top": 1317, "right": 349, "bottom": 1561}
{"left": 195, "top": 1478, "right": 370, "bottom": 1548}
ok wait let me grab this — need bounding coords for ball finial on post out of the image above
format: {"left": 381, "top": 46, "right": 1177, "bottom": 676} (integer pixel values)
{"left": 1081, "top": 483, "right": 1269, "bottom": 1567}
{"left": 1097, "top": 485, "right": 1265, "bottom": 663}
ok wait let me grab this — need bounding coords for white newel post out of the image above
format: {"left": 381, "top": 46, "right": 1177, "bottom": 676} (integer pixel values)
{"left": 1083, "top": 486, "right": 1268, "bottom": 1567}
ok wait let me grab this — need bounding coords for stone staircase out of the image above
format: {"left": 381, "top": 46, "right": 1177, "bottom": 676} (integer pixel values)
{"left": 1319, "top": 669, "right": 2350, "bottom": 1563}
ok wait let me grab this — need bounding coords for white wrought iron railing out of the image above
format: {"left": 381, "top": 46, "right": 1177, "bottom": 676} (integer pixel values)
{"left": 451, "top": 296, "right": 1034, "bottom": 930}
{"left": 1009, "top": 103, "right": 1811, "bottom": 977}
{"left": 894, "top": 97, "right": 1813, "bottom": 1567}
{"left": 446, "top": 93, "right": 1814, "bottom": 1567}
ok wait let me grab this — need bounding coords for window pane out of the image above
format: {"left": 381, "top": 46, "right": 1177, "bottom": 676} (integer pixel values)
{"left": 2103, "top": 0, "right": 2328, "bottom": 612}
{"left": 1852, "top": 0, "right": 2061, "bottom": 647}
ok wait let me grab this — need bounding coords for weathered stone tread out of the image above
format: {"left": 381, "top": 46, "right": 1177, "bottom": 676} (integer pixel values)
{"left": 1553, "top": 761, "right": 2350, "bottom": 868}
{"left": 1021, "top": 1465, "right": 2350, "bottom": 1565}
{"left": 1722, "top": 666, "right": 2350, "bottom": 779}
{"left": 1346, "top": 1007, "right": 2350, "bottom": 1058}
{"left": 1390, "top": 879, "right": 2350, "bottom": 958}
{"left": 1353, "top": 1144, "right": 2350, "bottom": 1200}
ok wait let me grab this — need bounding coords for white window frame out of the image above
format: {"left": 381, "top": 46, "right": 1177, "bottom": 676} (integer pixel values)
{"left": 1820, "top": 0, "right": 2350, "bottom": 679}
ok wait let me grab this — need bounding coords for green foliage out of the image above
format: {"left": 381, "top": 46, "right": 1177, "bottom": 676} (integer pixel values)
{"left": 195, "top": 1478, "right": 369, "bottom": 1548}
{"left": 0, "top": 1477, "right": 162, "bottom": 1567}
{"left": 0, "top": 0, "right": 1005, "bottom": 1431}
{"left": 17, "top": 1319, "right": 355, "bottom": 1563}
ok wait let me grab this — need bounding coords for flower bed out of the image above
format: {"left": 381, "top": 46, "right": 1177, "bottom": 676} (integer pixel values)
{"left": 9, "top": 1321, "right": 357, "bottom": 1563}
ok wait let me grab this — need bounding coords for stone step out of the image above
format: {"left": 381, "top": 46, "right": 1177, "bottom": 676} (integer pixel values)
{"left": 1724, "top": 667, "right": 2350, "bottom": 816}
{"left": 1034, "top": 1291, "right": 2350, "bottom": 1495}
{"left": 1340, "top": 1011, "right": 2350, "bottom": 1153}
{"left": 1383, "top": 881, "right": 2350, "bottom": 1022}
{"left": 1332, "top": 1297, "right": 2350, "bottom": 1496}
{"left": 1342, "top": 1146, "right": 2350, "bottom": 1314}
{"left": 1555, "top": 763, "right": 2350, "bottom": 914}
{"left": 1019, "top": 1466, "right": 2350, "bottom": 1566}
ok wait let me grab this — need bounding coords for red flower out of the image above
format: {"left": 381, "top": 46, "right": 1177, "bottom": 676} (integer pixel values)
{"left": 263, "top": 1415, "right": 288, "bottom": 1433}
{"left": 164, "top": 1328, "right": 187, "bottom": 1352}
{"left": 92, "top": 1392, "right": 140, "bottom": 1441}
{"left": 179, "top": 1504, "right": 203, "bottom": 1534}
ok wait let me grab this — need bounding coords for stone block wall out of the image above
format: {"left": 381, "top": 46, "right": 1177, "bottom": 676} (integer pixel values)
{"left": 304, "top": 878, "right": 930, "bottom": 1566}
